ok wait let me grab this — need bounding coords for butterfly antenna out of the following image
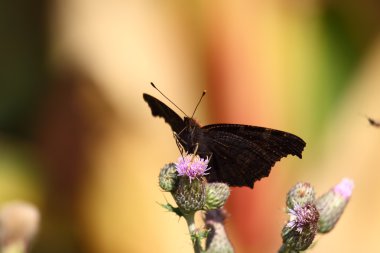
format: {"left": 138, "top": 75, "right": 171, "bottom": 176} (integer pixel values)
{"left": 191, "top": 90, "right": 206, "bottom": 118}
{"left": 150, "top": 82, "right": 188, "bottom": 117}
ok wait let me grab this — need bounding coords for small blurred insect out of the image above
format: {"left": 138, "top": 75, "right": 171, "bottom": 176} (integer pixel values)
{"left": 367, "top": 117, "right": 380, "bottom": 128}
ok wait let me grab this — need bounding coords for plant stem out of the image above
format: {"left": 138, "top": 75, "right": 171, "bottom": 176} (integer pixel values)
{"left": 184, "top": 212, "right": 203, "bottom": 253}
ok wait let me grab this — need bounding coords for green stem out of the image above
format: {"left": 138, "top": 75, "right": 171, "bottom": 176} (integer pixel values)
{"left": 184, "top": 212, "right": 203, "bottom": 253}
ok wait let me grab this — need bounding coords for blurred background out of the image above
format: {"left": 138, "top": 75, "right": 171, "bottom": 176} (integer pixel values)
{"left": 1, "top": 0, "right": 379, "bottom": 252}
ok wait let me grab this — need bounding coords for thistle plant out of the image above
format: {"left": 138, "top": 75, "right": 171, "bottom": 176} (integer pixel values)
{"left": 316, "top": 178, "right": 354, "bottom": 233}
{"left": 281, "top": 203, "right": 320, "bottom": 252}
{"left": 279, "top": 179, "right": 354, "bottom": 253}
{"left": 158, "top": 154, "right": 231, "bottom": 253}
{"left": 158, "top": 153, "right": 355, "bottom": 253}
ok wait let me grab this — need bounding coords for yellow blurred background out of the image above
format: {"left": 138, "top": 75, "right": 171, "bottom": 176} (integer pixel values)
{"left": 1, "top": 0, "right": 379, "bottom": 252}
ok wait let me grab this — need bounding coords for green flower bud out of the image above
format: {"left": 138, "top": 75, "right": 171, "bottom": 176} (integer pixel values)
{"left": 204, "top": 183, "right": 230, "bottom": 210}
{"left": 316, "top": 178, "right": 354, "bottom": 233}
{"left": 172, "top": 177, "right": 206, "bottom": 213}
{"left": 278, "top": 244, "right": 300, "bottom": 253}
{"left": 158, "top": 163, "right": 178, "bottom": 192}
{"left": 286, "top": 182, "right": 315, "bottom": 209}
{"left": 205, "top": 209, "right": 234, "bottom": 253}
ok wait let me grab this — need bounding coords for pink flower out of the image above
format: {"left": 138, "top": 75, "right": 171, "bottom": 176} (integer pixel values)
{"left": 282, "top": 203, "right": 319, "bottom": 251}
{"left": 333, "top": 178, "right": 354, "bottom": 200}
{"left": 287, "top": 204, "right": 319, "bottom": 233}
{"left": 175, "top": 154, "right": 210, "bottom": 181}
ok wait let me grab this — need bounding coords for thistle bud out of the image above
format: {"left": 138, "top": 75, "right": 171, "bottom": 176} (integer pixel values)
{"left": 172, "top": 177, "right": 206, "bottom": 214}
{"left": 204, "top": 183, "right": 230, "bottom": 210}
{"left": 286, "top": 182, "right": 315, "bottom": 209}
{"left": 282, "top": 203, "right": 319, "bottom": 251}
{"left": 158, "top": 163, "right": 178, "bottom": 192}
{"left": 204, "top": 209, "right": 234, "bottom": 253}
{"left": 316, "top": 178, "right": 354, "bottom": 233}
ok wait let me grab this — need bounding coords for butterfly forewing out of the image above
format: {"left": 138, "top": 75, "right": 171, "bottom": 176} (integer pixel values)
{"left": 143, "top": 93, "right": 185, "bottom": 134}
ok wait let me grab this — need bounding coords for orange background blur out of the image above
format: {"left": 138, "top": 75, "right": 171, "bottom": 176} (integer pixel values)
{"left": 1, "top": 1, "right": 380, "bottom": 252}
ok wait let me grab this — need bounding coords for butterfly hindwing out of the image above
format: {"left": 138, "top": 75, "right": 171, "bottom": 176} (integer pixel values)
{"left": 200, "top": 124, "right": 306, "bottom": 187}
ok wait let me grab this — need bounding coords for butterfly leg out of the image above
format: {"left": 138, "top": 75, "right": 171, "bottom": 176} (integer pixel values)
{"left": 173, "top": 132, "right": 186, "bottom": 156}
{"left": 189, "top": 143, "right": 200, "bottom": 162}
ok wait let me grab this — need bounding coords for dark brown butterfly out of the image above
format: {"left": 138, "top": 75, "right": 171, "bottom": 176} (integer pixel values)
{"left": 143, "top": 88, "right": 306, "bottom": 188}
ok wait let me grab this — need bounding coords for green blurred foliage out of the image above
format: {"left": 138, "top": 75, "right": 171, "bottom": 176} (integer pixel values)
{"left": 0, "top": 0, "right": 47, "bottom": 138}
{"left": 0, "top": 142, "right": 42, "bottom": 203}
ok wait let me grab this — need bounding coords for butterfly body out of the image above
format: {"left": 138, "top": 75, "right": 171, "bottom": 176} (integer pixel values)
{"left": 180, "top": 117, "right": 203, "bottom": 153}
{"left": 143, "top": 93, "right": 306, "bottom": 188}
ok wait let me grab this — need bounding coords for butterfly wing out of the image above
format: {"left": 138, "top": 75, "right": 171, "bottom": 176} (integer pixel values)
{"left": 199, "top": 124, "right": 306, "bottom": 187}
{"left": 143, "top": 93, "right": 306, "bottom": 188}
{"left": 143, "top": 93, "right": 185, "bottom": 134}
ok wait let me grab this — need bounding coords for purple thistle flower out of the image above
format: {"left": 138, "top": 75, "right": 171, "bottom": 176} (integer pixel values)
{"left": 282, "top": 203, "right": 319, "bottom": 251}
{"left": 333, "top": 178, "right": 354, "bottom": 200}
{"left": 175, "top": 154, "right": 210, "bottom": 181}
{"left": 287, "top": 204, "right": 319, "bottom": 233}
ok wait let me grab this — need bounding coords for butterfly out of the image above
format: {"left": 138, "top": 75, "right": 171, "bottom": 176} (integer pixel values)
{"left": 143, "top": 87, "right": 306, "bottom": 188}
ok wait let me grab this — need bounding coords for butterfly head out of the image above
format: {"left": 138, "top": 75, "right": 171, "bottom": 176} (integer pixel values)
{"left": 176, "top": 117, "right": 201, "bottom": 153}
{"left": 184, "top": 117, "right": 200, "bottom": 128}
